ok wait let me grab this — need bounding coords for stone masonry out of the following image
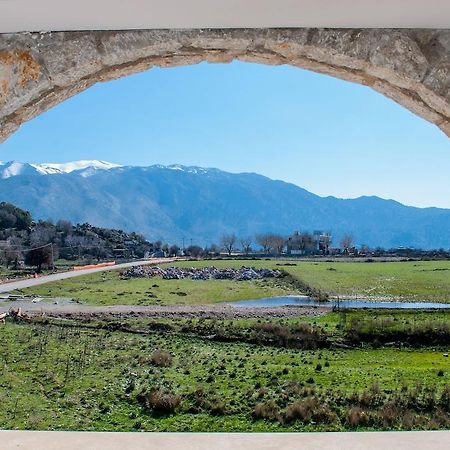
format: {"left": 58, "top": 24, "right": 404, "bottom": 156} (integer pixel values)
{"left": 0, "top": 29, "right": 449, "bottom": 141}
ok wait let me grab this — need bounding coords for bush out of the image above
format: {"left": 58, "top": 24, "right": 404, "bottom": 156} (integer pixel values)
{"left": 253, "top": 400, "right": 280, "bottom": 421}
{"left": 439, "top": 385, "right": 450, "bottom": 412}
{"left": 138, "top": 389, "right": 181, "bottom": 414}
{"left": 284, "top": 398, "right": 316, "bottom": 423}
{"left": 208, "top": 399, "right": 227, "bottom": 416}
{"left": 151, "top": 350, "right": 173, "bottom": 367}
{"left": 346, "top": 407, "right": 370, "bottom": 428}
{"left": 284, "top": 397, "right": 336, "bottom": 425}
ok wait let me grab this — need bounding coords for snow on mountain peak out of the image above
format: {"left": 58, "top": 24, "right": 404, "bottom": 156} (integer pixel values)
{"left": 0, "top": 160, "right": 122, "bottom": 179}
{"left": 0, "top": 161, "right": 29, "bottom": 179}
{"left": 33, "top": 160, "right": 122, "bottom": 174}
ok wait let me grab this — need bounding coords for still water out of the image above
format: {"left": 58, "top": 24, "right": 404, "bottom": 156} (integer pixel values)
{"left": 229, "top": 296, "right": 450, "bottom": 309}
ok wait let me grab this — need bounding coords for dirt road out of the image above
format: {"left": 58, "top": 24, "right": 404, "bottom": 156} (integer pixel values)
{"left": 0, "top": 258, "right": 176, "bottom": 294}
{"left": 0, "top": 299, "right": 327, "bottom": 320}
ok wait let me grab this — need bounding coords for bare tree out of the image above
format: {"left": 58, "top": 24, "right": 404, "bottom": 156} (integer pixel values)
{"left": 3, "top": 237, "right": 23, "bottom": 269}
{"left": 256, "top": 233, "right": 273, "bottom": 254}
{"left": 240, "top": 237, "right": 252, "bottom": 255}
{"left": 56, "top": 219, "right": 73, "bottom": 235}
{"left": 340, "top": 234, "right": 354, "bottom": 251}
{"left": 221, "top": 233, "right": 237, "bottom": 256}
{"left": 209, "top": 244, "right": 220, "bottom": 257}
{"left": 268, "top": 234, "right": 286, "bottom": 255}
{"left": 360, "top": 244, "right": 370, "bottom": 255}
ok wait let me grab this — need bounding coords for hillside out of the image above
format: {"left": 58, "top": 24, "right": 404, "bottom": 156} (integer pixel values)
{"left": 0, "top": 160, "right": 449, "bottom": 249}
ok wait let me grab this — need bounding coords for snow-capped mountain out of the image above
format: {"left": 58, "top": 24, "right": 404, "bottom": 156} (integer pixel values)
{"left": 0, "top": 160, "right": 449, "bottom": 248}
{"left": 0, "top": 160, "right": 122, "bottom": 179}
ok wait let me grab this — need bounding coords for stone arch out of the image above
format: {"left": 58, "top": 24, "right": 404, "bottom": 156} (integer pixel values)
{"left": 0, "top": 28, "right": 449, "bottom": 142}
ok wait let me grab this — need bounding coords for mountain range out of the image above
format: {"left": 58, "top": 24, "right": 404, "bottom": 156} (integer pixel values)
{"left": 0, "top": 160, "right": 449, "bottom": 249}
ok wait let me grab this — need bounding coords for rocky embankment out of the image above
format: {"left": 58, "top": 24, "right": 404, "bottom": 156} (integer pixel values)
{"left": 122, "top": 266, "right": 282, "bottom": 281}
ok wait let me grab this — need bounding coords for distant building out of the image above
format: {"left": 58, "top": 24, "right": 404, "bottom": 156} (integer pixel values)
{"left": 287, "top": 230, "right": 332, "bottom": 255}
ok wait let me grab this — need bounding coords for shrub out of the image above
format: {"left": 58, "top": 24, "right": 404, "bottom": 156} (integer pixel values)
{"left": 439, "top": 385, "right": 450, "bottom": 411}
{"left": 284, "top": 398, "right": 316, "bottom": 423}
{"left": 138, "top": 389, "right": 181, "bottom": 414}
{"left": 284, "top": 396, "right": 336, "bottom": 425}
{"left": 257, "top": 387, "right": 269, "bottom": 398}
{"left": 377, "top": 401, "right": 401, "bottom": 428}
{"left": 346, "top": 407, "right": 370, "bottom": 428}
{"left": 151, "top": 350, "right": 173, "bottom": 367}
{"left": 208, "top": 399, "right": 227, "bottom": 416}
{"left": 253, "top": 400, "right": 280, "bottom": 421}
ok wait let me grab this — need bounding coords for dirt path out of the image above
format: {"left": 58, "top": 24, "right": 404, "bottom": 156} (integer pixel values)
{"left": 0, "top": 300, "right": 327, "bottom": 320}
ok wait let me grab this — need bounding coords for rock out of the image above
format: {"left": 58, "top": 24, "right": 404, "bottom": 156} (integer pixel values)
{"left": 122, "top": 265, "right": 283, "bottom": 281}
{"left": 0, "top": 29, "right": 449, "bottom": 142}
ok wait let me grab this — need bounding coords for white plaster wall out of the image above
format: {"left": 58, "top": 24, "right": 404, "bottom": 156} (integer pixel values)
{"left": 0, "top": 0, "right": 449, "bottom": 33}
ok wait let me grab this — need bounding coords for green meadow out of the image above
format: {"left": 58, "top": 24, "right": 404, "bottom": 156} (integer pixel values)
{"left": 16, "top": 259, "right": 450, "bottom": 305}
{"left": 1, "top": 312, "right": 449, "bottom": 431}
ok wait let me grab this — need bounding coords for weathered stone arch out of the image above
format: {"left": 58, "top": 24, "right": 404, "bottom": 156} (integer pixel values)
{"left": 0, "top": 28, "right": 449, "bottom": 142}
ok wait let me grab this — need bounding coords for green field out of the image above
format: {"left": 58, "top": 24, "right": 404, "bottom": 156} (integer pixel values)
{"left": 17, "top": 259, "right": 450, "bottom": 305}
{"left": 16, "top": 269, "right": 296, "bottom": 306}
{"left": 171, "top": 259, "right": 450, "bottom": 302}
{"left": 1, "top": 313, "right": 449, "bottom": 431}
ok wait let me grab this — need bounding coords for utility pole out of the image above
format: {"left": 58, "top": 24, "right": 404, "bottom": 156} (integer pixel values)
{"left": 50, "top": 243, "right": 55, "bottom": 271}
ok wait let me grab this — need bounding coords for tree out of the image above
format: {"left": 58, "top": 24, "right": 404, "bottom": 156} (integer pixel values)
{"left": 208, "top": 244, "right": 220, "bottom": 257}
{"left": 30, "top": 223, "right": 56, "bottom": 247}
{"left": 169, "top": 245, "right": 180, "bottom": 257}
{"left": 25, "top": 244, "right": 54, "bottom": 272}
{"left": 268, "top": 234, "right": 286, "bottom": 255}
{"left": 340, "top": 234, "right": 354, "bottom": 251}
{"left": 221, "top": 233, "right": 237, "bottom": 256}
{"left": 3, "top": 237, "right": 22, "bottom": 269}
{"left": 56, "top": 219, "right": 73, "bottom": 235}
{"left": 256, "top": 234, "right": 273, "bottom": 254}
{"left": 0, "top": 210, "right": 17, "bottom": 229}
{"left": 185, "top": 245, "right": 203, "bottom": 258}
{"left": 360, "top": 244, "right": 370, "bottom": 255}
{"left": 240, "top": 237, "right": 252, "bottom": 255}
{"left": 256, "top": 233, "right": 285, "bottom": 255}
{"left": 0, "top": 203, "right": 32, "bottom": 231}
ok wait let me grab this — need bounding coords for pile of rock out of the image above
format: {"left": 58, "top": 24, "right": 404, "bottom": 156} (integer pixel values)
{"left": 122, "top": 266, "right": 282, "bottom": 281}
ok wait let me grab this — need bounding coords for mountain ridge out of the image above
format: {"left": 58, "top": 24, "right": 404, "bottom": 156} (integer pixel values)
{"left": 0, "top": 160, "right": 448, "bottom": 249}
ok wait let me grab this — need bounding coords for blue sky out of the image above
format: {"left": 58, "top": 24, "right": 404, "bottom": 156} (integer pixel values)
{"left": 1, "top": 61, "right": 449, "bottom": 208}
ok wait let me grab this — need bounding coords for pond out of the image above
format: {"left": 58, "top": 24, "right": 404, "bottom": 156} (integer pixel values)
{"left": 228, "top": 296, "right": 450, "bottom": 309}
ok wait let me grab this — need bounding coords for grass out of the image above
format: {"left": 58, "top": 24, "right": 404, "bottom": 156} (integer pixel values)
{"left": 0, "top": 265, "right": 15, "bottom": 279}
{"left": 0, "top": 260, "right": 86, "bottom": 282}
{"left": 14, "top": 268, "right": 297, "bottom": 306}
{"left": 14, "top": 259, "right": 450, "bottom": 305}
{"left": 171, "top": 259, "right": 450, "bottom": 302}
{"left": 1, "top": 316, "right": 449, "bottom": 431}
{"left": 4, "top": 258, "right": 450, "bottom": 432}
